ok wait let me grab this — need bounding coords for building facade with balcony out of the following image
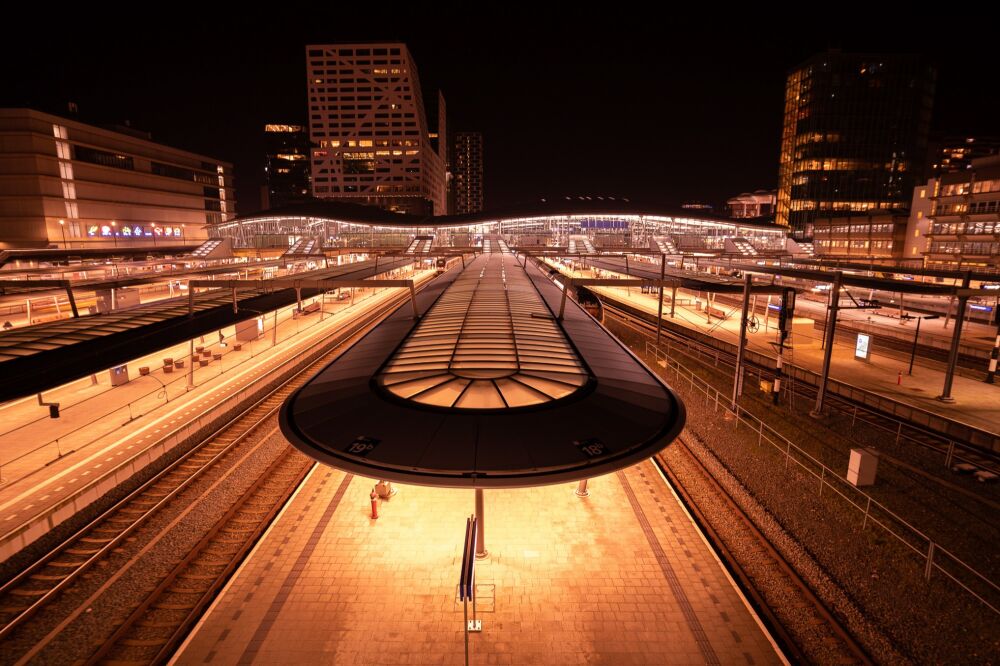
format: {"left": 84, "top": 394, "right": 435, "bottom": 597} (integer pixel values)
{"left": 0, "top": 108, "right": 234, "bottom": 249}
{"left": 924, "top": 155, "right": 1000, "bottom": 271}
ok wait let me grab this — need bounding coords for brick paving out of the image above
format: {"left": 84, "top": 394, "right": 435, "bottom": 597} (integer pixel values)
{"left": 174, "top": 460, "right": 784, "bottom": 665}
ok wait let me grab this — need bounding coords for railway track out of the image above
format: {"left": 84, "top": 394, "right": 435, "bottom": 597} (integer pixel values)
{"left": 653, "top": 438, "right": 874, "bottom": 664}
{"left": 602, "top": 298, "right": 1000, "bottom": 479}
{"left": 0, "top": 274, "right": 431, "bottom": 665}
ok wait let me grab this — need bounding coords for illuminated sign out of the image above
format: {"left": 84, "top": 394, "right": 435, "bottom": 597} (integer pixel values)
{"left": 970, "top": 304, "right": 993, "bottom": 312}
{"left": 122, "top": 226, "right": 132, "bottom": 236}
{"left": 87, "top": 225, "right": 98, "bottom": 236}
{"left": 100, "top": 225, "right": 112, "bottom": 236}
{"left": 854, "top": 333, "right": 871, "bottom": 361}
{"left": 133, "top": 225, "right": 143, "bottom": 236}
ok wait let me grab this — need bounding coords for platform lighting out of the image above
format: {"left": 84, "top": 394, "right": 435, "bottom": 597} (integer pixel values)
{"left": 58, "top": 219, "right": 66, "bottom": 248}
{"left": 110, "top": 220, "right": 118, "bottom": 248}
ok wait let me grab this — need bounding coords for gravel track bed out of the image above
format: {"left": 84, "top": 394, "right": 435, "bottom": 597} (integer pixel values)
{"left": 661, "top": 443, "right": 886, "bottom": 665}
{"left": 607, "top": 319, "right": 1000, "bottom": 664}
{"left": 655, "top": 337, "right": 1000, "bottom": 578}
{"left": 0, "top": 419, "right": 293, "bottom": 665}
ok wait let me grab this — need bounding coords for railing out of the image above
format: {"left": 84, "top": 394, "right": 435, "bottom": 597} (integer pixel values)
{"left": 645, "top": 339, "right": 1000, "bottom": 617}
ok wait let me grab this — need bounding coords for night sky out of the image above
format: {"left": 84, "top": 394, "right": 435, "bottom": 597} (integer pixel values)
{"left": 3, "top": 9, "right": 998, "bottom": 216}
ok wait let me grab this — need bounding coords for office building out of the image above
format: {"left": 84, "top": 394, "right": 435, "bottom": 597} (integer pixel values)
{"left": 263, "top": 124, "right": 312, "bottom": 210}
{"left": 305, "top": 43, "right": 448, "bottom": 215}
{"left": 926, "top": 135, "right": 1000, "bottom": 177}
{"left": 451, "top": 132, "right": 483, "bottom": 214}
{"left": 812, "top": 214, "right": 907, "bottom": 260}
{"left": 0, "top": 108, "right": 234, "bottom": 249}
{"left": 924, "top": 155, "right": 1000, "bottom": 271}
{"left": 776, "top": 52, "right": 936, "bottom": 237}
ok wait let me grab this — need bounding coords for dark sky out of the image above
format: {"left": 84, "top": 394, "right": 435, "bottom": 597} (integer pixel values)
{"left": 3, "top": 9, "right": 998, "bottom": 215}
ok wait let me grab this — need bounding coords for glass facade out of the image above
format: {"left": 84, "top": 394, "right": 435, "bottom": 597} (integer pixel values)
{"left": 776, "top": 53, "right": 936, "bottom": 237}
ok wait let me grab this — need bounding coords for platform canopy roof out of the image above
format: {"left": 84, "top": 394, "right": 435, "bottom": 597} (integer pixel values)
{"left": 280, "top": 252, "right": 685, "bottom": 488}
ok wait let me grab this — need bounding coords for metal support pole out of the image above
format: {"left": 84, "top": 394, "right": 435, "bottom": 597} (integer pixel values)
{"left": 811, "top": 271, "right": 843, "bottom": 417}
{"left": 575, "top": 479, "right": 590, "bottom": 497}
{"left": 65, "top": 285, "right": 79, "bottom": 318}
{"left": 908, "top": 317, "right": 922, "bottom": 376}
{"left": 986, "top": 310, "right": 999, "bottom": 384}
{"left": 731, "top": 273, "right": 752, "bottom": 410}
{"left": 938, "top": 272, "right": 972, "bottom": 402}
{"left": 187, "top": 338, "right": 195, "bottom": 389}
{"left": 558, "top": 278, "right": 569, "bottom": 320}
{"left": 655, "top": 254, "right": 666, "bottom": 344}
{"left": 409, "top": 282, "right": 419, "bottom": 319}
{"left": 188, "top": 286, "right": 195, "bottom": 316}
{"left": 670, "top": 284, "right": 677, "bottom": 318}
{"left": 475, "top": 489, "right": 487, "bottom": 559}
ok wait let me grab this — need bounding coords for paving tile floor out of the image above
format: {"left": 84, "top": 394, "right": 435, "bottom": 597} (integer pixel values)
{"left": 173, "top": 459, "right": 785, "bottom": 666}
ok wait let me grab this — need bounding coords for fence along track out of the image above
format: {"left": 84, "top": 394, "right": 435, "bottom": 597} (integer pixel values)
{"left": 616, "top": 308, "right": 1000, "bottom": 617}
{"left": 653, "top": 441, "right": 873, "bottom": 665}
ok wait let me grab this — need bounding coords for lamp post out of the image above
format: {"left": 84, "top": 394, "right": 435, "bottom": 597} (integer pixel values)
{"left": 111, "top": 220, "right": 118, "bottom": 248}
{"left": 151, "top": 223, "right": 158, "bottom": 247}
{"left": 58, "top": 219, "right": 67, "bottom": 249}
{"left": 903, "top": 314, "right": 940, "bottom": 375}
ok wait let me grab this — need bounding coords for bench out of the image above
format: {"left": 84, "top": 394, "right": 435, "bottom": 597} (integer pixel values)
{"left": 706, "top": 306, "right": 727, "bottom": 320}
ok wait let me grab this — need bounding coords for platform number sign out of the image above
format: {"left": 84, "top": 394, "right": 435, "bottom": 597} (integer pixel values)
{"left": 574, "top": 437, "right": 607, "bottom": 458}
{"left": 345, "top": 435, "right": 380, "bottom": 456}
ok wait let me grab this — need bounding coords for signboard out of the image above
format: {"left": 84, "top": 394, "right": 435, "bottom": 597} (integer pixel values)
{"left": 854, "top": 333, "right": 871, "bottom": 361}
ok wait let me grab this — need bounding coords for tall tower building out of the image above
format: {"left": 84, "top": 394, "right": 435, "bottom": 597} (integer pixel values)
{"left": 776, "top": 52, "right": 936, "bottom": 236}
{"left": 305, "top": 43, "right": 447, "bottom": 215}
{"left": 263, "top": 124, "right": 312, "bottom": 210}
{"left": 452, "top": 132, "right": 483, "bottom": 214}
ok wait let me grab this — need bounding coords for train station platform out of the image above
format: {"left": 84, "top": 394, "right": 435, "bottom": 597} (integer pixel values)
{"left": 549, "top": 261, "right": 1000, "bottom": 438}
{"left": 0, "top": 271, "right": 432, "bottom": 561}
{"left": 173, "top": 461, "right": 784, "bottom": 665}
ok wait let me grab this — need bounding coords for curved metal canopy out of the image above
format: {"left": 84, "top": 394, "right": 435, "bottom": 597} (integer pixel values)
{"left": 280, "top": 251, "right": 685, "bottom": 488}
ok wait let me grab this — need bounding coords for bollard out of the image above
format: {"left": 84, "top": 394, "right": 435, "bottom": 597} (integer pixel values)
{"left": 370, "top": 488, "right": 379, "bottom": 519}
{"left": 575, "top": 479, "right": 590, "bottom": 497}
{"left": 897, "top": 370, "right": 902, "bottom": 386}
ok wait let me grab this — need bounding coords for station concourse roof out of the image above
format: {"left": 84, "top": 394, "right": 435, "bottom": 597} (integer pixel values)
{"left": 222, "top": 197, "right": 785, "bottom": 231}
{"left": 0, "top": 258, "right": 413, "bottom": 403}
{"left": 279, "top": 251, "right": 686, "bottom": 488}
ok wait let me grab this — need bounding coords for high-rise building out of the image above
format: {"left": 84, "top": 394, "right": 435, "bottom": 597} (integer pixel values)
{"left": 451, "top": 132, "right": 483, "bottom": 214}
{"left": 0, "top": 108, "right": 234, "bottom": 249}
{"left": 263, "top": 124, "right": 312, "bottom": 210}
{"left": 776, "top": 52, "right": 936, "bottom": 237}
{"left": 305, "top": 43, "right": 448, "bottom": 215}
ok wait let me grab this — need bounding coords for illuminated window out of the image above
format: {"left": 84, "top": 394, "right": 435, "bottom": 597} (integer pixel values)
{"left": 376, "top": 254, "right": 590, "bottom": 410}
